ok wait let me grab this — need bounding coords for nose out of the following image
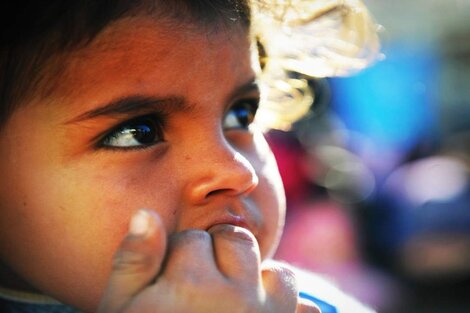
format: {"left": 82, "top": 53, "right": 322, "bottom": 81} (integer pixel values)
{"left": 183, "top": 141, "right": 259, "bottom": 205}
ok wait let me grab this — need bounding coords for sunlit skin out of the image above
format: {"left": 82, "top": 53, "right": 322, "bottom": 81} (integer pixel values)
{"left": 0, "top": 16, "right": 287, "bottom": 312}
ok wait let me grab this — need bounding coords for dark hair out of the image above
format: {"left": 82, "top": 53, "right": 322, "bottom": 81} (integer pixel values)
{"left": 0, "top": 0, "right": 251, "bottom": 126}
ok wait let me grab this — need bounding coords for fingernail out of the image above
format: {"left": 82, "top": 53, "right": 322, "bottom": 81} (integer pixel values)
{"left": 129, "top": 209, "right": 150, "bottom": 237}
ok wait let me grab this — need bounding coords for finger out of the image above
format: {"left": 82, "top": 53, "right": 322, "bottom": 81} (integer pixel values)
{"left": 208, "top": 224, "right": 261, "bottom": 283}
{"left": 261, "top": 262, "right": 298, "bottom": 312}
{"left": 296, "top": 298, "right": 322, "bottom": 313}
{"left": 164, "top": 229, "right": 218, "bottom": 280}
{"left": 97, "top": 209, "right": 166, "bottom": 313}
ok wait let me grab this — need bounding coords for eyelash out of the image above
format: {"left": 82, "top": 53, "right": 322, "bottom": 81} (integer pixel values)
{"left": 97, "top": 98, "right": 259, "bottom": 150}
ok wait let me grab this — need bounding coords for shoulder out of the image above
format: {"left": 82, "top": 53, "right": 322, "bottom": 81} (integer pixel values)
{"left": 292, "top": 266, "right": 377, "bottom": 313}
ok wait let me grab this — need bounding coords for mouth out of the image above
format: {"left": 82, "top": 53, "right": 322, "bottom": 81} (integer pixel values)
{"left": 209, "top": 199, "right": 262, "bottom": 239}
{"left": 177, "top": 199, "right": 262, "bottom": 243}
{"left": 207, "top": 213, "right": 252, "bottom": 233}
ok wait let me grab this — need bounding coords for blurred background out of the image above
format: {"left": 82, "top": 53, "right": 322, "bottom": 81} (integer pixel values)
{"left": 270, "top": 1, "right": 470, "bottom": 312}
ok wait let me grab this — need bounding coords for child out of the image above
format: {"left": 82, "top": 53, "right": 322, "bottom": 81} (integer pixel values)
{"left": 0, "top": 0, "right": 379, "bottom": 312}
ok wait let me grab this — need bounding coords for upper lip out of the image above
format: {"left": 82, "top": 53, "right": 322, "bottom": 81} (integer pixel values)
{"left": 182, "top": 199, "right": 261, "bottom": 238}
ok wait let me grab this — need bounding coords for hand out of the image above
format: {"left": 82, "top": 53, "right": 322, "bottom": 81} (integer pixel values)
{"left": 97, "top": 209, "right": 320, "bottom": 313}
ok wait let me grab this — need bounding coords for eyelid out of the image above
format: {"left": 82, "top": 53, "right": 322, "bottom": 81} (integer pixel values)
{"left": 225, "top": 91, "right": 260, "bottom": 114}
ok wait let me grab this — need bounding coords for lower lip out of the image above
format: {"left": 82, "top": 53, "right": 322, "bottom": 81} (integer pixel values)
{"left": 210, "top": 215, "right": 251, "bottom": 232}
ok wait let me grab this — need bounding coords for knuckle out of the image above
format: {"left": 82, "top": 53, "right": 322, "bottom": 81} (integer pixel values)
{"left": 226, "top": 284, "right": 263, "bottom": 313}
{"left": 276, "top": 264, "right": 296, "bottom": 279}
{"left": 112, "top": 250, "right": 155, "bottom": 274}
{"left": 281, "top": 267, "right": 297, "bottom": 288}
{"left": 182, "top": 274, "right": 204, "bottom": 288}
{"left": 178, "top": 268, "right": 217, "bottom": 289}
{"left": 265, "top": 264, "right": 297, "bottom": 289}
{"left": 209, "top": 224, "right": 257, "bottom": 244}
{"left": 241, "top": 300, "right": 261, "bottom": 313}
{"left": 171, "top": 229, "right": 211, "bottom": 247}
{"left": 234, "top": 295, "right": 261, "bottom": 313}
{"left": 297, "top": 301, "right": 322, "bottom": 313}
{"left": 263, "top": 265, "right": 299, "bottom": 311}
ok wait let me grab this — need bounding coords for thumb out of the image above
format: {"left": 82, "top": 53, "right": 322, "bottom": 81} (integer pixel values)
{"left": 296, "top": 298, "right": 322, "bottom": 313}
{"left": 97, "top": 209, "right": 167, "bottom": 313}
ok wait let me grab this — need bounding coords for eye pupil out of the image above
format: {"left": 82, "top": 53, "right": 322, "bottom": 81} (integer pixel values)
{"left": 100, "top": 115, "right": 162, "bottom": 149}
{"left": 234, "top": 106, "right": 252, "bottom": 128}
{"left": 132, "top": 124, "right": 155, "bottom": 144}
{"left": 224, "top": 101, "right": 257, "bottom": 130}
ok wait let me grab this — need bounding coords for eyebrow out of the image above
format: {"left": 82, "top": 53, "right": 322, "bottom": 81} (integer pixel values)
{"left": 66, "top": 78, "right": 259, "bottom": 124}
{"left": 66, "top": 96, "right": 186, "bottom": 124}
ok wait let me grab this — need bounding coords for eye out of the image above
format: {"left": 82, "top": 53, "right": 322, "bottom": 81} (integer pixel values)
{"left": 223, "top": 99, "right": 259, "bottom": 130}
{"left": 99, "top": 115, "right": 163, "bottom": 149}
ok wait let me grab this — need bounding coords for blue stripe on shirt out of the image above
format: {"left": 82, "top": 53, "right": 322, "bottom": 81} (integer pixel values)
{"left": 299, "top": 291, "right": 338, "bottom": 313}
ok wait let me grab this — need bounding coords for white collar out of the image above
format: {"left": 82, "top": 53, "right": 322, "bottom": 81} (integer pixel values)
{"left": 0, "top": 285, "right": 61, "bottom": 305}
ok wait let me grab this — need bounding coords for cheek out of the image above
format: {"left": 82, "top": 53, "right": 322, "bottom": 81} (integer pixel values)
{"left": 256, "top": 177, "right": 285, "bottom": 260}
{"left": 250, "top": 132, "right": 286, "bottom": 259}
{"left": 0, "top": 153, "right": 179, "bottom": 310}
{"left": 0, "top": 170, "right": 133, "bottom": 308}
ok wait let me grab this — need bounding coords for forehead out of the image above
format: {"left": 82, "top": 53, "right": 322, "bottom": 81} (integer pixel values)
{"left": 46, "top": 16, "right": 254, "bottom": 114}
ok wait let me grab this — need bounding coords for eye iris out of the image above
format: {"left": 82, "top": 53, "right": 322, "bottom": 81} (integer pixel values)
{"left": 234, "top": 104, "right": 254, "bottom": 128}
{"left": 99, "top": 115, "right": 163, "bottom": 149}
{"left": 131, "top": 123, "right": 155, "bottom": 144}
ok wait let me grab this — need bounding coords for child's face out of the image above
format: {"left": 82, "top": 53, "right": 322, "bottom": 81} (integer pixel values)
{"left": 0, "top": 17, "right": 285, "bottom": 309}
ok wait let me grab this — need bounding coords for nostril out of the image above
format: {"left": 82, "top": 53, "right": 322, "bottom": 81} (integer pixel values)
{"left": 206, "top": 188, "right": 232, "bottom": 198}
{"left": 204, "top": 175, "right": 258, "bottom": 199}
